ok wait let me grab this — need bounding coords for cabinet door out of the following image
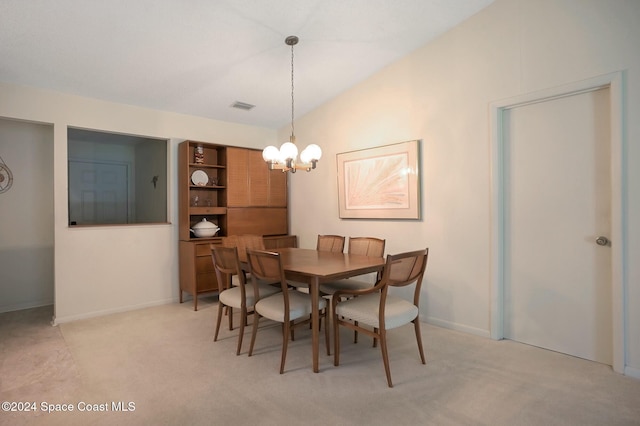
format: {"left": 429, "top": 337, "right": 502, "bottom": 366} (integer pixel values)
{"left": 248, "top": 149, "right": 269, "bottom": 206}
{"left": 227, "top": 207, "right": 288, "bottom": 236}
{"left": 226, "top": 147, "right": 250, "bottom": 207}
{"left": 268, "top": 162, "right": 287, "bottom": 207}
{"left": 195, "top": 246, "right": 217, "bottom": 293}
{"left": 227, "top": 147, "right": 287, "bottom": 207}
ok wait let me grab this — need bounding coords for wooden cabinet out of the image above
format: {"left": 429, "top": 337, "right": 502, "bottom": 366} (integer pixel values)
{"left": 178, "top": 141, "right": 292, "bottom": 310}
{"left": 226, "top": 147, "right": 288, "bottom": 236}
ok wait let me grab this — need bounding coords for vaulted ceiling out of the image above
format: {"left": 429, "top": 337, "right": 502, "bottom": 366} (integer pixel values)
{"left": 0, "top": 0, "right": 494, "bottom": 129}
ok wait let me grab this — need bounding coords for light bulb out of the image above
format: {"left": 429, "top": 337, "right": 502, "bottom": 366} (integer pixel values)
{"left": 305, "top": 144, "right": 322, "bottom": 161}
{"left": 262, "top": 145, "right": 279, "bottom": 162}
{"left": 279, "top": 142, "right": 298, "bottom": 161}
{"left": 300, "top": 147, "right": 312, "bottom": 164}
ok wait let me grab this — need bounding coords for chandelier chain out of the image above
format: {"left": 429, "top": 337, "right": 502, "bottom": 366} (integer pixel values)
{"left": 290, "top": 41, "right": 295, "bottom": 139}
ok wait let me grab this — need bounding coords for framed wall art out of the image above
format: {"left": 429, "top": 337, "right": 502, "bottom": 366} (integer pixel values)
{"left": 336, "top": 140, "right": 420, "bottom": 219}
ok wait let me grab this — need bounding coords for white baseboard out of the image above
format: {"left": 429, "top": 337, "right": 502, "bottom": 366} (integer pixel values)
{"left": 422, "top": 315, "right": 491, "bottom": 339}
{"left": 53, "top": 297, "right": 178, "bottom": 325}
{"left": 421, "top": 316, "right": 640, "bottom": 380}
{"left": 624, "top": 365, "right": 640, "bottom": 379}
{"left": 0, "top": 299, "right": 54, "bottom": 314}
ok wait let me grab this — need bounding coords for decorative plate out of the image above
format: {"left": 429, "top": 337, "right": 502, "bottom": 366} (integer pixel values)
{"left": 191, "top": 170, "right": 208, "bottom": 186}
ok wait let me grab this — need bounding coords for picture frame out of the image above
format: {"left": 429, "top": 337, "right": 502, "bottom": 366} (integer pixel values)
{"left": 336, "top": 140, "right": 420, "bottom": 219}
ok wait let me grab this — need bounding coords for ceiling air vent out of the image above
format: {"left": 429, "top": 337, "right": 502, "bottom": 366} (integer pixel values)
{"left": 231, "top": 101, "right": 255, "bottom": 111}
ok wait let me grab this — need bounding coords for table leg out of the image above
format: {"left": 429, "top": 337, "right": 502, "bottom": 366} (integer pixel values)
{"left": 310, "top": 277, "right": 319, "bottom": 373}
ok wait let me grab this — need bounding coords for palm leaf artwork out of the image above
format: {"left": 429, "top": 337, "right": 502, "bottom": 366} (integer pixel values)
{"left": 344, "top": 153, "right": 409, "bottom": 210}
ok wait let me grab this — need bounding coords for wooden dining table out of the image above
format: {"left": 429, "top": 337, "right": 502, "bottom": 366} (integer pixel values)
{"left": 272, "top": 247, "right": 385, "bottom": 373}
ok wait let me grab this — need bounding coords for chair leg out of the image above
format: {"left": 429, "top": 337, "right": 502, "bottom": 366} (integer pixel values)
{"left": 323, "top": 309, "right": 331, "bottom": 356}
{"left": 280, "top": 321, "right": 291, "bottom": 374}
{"left": 333, "top": 311, "right": 340, "bottom": 366}
{"left": 214, "top": 302, "right": 224, "bottom": 342}
{"left": 413, "top": 319, "right": 426, "bottom": 364}
{"left": 248, "top": 314, "right": 260, "bottom": 357}
{"left": 354, "top": 322, "right": 359, "bottom": 343}
{"left": 228, "top": 307, "right": 234, "bottom": 331}
{"left": 372, "top": 327, "right": 378, "bottom": 347}
{"left": 379, "top": 329, "right": 393, "bottom": 388}
{"left": 236, "top": 307, "right": 246, "bottom": 356}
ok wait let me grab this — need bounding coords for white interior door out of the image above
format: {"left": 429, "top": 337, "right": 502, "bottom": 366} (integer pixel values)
{"left": 503, "top": 87, "right": 612, "bottom": 365}
{"left": 69, "top": 160, "right": 129, "bottom": 224}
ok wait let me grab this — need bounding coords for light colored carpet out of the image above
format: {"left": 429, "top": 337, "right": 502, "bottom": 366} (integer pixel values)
{"left": 1, "top": 301, "right": 639, "bottom": 426}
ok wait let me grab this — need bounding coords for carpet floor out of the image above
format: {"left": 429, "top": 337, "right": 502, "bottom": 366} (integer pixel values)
{"left": 1, "top": 300, "right": 639, "bottom": 426}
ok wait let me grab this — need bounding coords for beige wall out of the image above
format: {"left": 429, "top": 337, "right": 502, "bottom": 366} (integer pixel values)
{"left": 283, "top": 0, "right": 640, "bottom": 376}
{"left": 0, "top": 82, "right": 276, "bottom": 322}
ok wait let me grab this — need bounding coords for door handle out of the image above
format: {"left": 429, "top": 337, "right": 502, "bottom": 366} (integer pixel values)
{"left": 595, "top": 236, "right": 610, "bottom": 246}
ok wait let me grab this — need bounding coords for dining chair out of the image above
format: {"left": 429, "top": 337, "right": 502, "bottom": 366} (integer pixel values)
{"left": 319, "top": 237, "right": 386, "bottom": 345}
{"left": 332, "top": 248, "right": 429, "bottom": 387}
{"left": 211, "top": 245, "right": 280, "bottom": 355}
{"left": 319, "top": 237, "right": 386, "bottom": 295}
{"left": 221, "top": 234, "right": 265, "bottom": 284}
{"left": 221, "top": 234, "right": 265, "bottom": 262}
{"left": 246, "top": 249, "right": 330, "bottom": 374}
{"left": 316, "top": 234, "right": 346, "bottom": 253}
{"left": 290, "top": 234, "right": 346, "bottom": 295}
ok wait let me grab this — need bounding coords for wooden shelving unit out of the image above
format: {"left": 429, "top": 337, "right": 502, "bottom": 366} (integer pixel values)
{"left": 178, "top": 140, "right": 295, "bottom": 310}
{"left": 178, "top": 141, "right": 227, "bottom": 241}
{"left": 178, "top": 141, "right": 226, "bottom": 310}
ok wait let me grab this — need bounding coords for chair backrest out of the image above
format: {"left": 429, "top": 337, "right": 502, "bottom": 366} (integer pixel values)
{"left": 379, "top": 248, "right": 429, "bottom": 306}
{"left": 221, "top": 234, "right": 265, "bottom": 263}
{"left": 210, "top": 245, "right": 246, "bottom": 294}
{"left": 347, "top": 237, "right": 386, "bottom": 257}
{"left": 316, "top": 235, "right": 345, "bottom": 253}
{"left": 246, "top": 249, "right": 291, "bottom": 317}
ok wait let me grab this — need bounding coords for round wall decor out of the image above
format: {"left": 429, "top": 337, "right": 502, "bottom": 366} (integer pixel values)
{"left": 0, "top": 156, "right": 13, "bottom": 193}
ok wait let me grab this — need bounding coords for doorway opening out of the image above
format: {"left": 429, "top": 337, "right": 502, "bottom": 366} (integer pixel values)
{"left": 0, "top": 117, "right": 54, "bottom": 314}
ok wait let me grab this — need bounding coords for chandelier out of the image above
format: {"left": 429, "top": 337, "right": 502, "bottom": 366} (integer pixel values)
{"left": 262, "top": 36, "right": 322, "bottom": 173}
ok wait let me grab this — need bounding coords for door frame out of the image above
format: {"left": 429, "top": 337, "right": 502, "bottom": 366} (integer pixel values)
{"left": 489, "top": 71, "right": 627, "bottom": 374}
